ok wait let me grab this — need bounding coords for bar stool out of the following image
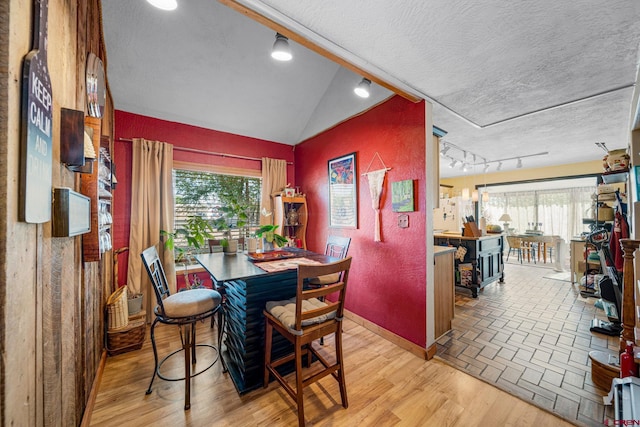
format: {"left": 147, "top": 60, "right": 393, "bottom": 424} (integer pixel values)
{"left": 141, "top": 245, "right": 223, "bottom": 410}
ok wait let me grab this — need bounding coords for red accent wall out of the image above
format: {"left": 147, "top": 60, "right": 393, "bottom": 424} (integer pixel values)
{"left": 112, "top": 110, "right": 295, "bottom": 286}
{"left": 295, "top": 96, "right": 427, "bottom": 346}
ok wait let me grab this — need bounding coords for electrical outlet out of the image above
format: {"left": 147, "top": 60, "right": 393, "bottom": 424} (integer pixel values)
{"left": 398, "top": 214, "right": 409, "bottom": 228}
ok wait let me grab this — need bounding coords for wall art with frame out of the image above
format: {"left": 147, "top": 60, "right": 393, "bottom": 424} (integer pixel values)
{"left": 328, "top": 152, "right": 357, "bottom": 228}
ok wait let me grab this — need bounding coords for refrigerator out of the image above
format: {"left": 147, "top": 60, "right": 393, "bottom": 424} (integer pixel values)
{"left": 433, "top": 197, "right": 474, "bottom": 233}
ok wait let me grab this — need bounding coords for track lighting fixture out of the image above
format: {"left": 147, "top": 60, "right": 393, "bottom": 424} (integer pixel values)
{"left": 441, "top": 141, "right": 547, "bottom": 172}
{"left": 146, "top": 0, "right": 177, "bottom": 10}
{"left": 354, "top": 78, "right": 371, "bottom": 98}
{"left": 271, "top": 33, "right": 292, "bottom": 61}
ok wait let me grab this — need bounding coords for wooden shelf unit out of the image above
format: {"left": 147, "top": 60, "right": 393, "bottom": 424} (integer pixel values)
{"left": 80, "top": 116, "right": 113, "bottom": 262}
{"left": 274, "top": 195, "right": 308, "bottom": 249}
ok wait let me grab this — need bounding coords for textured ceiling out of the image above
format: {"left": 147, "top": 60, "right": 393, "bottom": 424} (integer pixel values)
{"left": 102, "top": 0, "right": 640, "bottom": 178}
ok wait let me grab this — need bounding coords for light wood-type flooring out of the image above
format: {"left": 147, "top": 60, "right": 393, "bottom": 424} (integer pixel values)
{"left": 90, "top": 300, "right": 574, "bottom": 426}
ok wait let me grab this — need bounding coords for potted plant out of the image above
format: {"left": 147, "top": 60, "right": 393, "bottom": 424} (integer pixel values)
{"left": 161, "top": 215, "right": 217, "bottom": 288}
{"left": 212, "top": 195, "right": 250, "bottom": 255}
{"left": 161, "top": 215, "right": 216, "bottom": 263}
{"left": 254, "top": 224, "right": 288, "bottom": 251}
{"left": 126, "top": 285, "right": 143, "bottom": 315}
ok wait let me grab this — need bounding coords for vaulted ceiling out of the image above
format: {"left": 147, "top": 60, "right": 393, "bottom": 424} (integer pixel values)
{"left": 102, "top": 0, "right": 640, "bottom": 178}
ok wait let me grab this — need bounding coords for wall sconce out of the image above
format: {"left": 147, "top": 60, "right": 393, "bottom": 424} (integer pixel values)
{"left": 271, "top": 33, "right": 292, "bottom": 61}
{"left": 354, "top": 78, "right": 371, "bottom": 98}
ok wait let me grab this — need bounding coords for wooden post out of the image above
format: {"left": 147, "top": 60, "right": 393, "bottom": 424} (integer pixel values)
{"left": 620, "top": 239, "right": 640, "bottom": 352}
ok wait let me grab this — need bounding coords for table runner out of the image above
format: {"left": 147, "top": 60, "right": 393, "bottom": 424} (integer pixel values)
{"left": 255, "top": 257, "right": 323, "bottom": 273}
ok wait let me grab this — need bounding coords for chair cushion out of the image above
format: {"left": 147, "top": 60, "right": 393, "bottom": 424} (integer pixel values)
{"left": 162, "top": 289, "right": 221, "bottom": 318}
{"left": 265, "top": 297, "right": 336, "bottom": 331}
{"left": 308, "top": 273, "right": 340, "bottom": 286}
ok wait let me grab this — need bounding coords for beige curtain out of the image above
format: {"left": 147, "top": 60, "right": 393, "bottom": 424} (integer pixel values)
{"left": 260, "top": 157, "right": 287, "bottom": 225}
{"left": 127, "top": 138, "right": 175, "bottom": 321}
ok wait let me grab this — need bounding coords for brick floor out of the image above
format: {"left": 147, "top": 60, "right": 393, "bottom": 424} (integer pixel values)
{"left": 436, "top": 261, "right": 619, "bottom": 427}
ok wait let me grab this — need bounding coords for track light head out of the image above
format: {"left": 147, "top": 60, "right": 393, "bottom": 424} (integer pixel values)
{"left": 271, "top": 33, "right": 292, "bottom": 61}
{"left": 516, "top": 158, "right": 523, "bottom": 168}
{"left": 449, "top": 159, "right": 457, "bottom": 168}
{"left": 354, "top": 78, "right": 371, "bottom": 98}
{"left": 497, "top": 162, "right": 502, "bottom": 171}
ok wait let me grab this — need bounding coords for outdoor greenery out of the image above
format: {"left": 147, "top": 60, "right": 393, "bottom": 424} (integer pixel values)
{"left": 163, "top": 169, "right": 262, "bottom": 258}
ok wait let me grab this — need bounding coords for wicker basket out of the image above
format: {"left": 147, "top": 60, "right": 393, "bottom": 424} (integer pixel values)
{"left": 106, "top": 317, "right": 146, "bottom": 356}
{"left": 107, "top": 286, "right": 129, "bottom": 330}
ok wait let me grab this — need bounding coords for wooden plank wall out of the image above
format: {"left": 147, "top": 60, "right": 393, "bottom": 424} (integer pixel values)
{"left": 2, "top": 0, "right": 111, "bottom": 424}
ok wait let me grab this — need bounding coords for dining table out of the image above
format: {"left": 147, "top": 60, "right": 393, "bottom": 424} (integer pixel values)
{"left": 516, "top": 234, "right": 565, "bottom": 272}
{"left": 195, "top": 247, "right": 337, "bottom": 394}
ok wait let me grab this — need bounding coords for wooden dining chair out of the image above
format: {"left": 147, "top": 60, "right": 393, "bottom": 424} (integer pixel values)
{"left": 141, "top": 245, "right": 223, "bottom": 410}
{"left": 537, "top": 236, "right": 554, "bottom": 263}
{"left": 308, "top": 235, "right": 351, "bottom": 344}
{"left": 263, "top": 257, "right": 352, "bottom": 427}
{"left": 520, "top": 237, "right": 537, "bottom": 263}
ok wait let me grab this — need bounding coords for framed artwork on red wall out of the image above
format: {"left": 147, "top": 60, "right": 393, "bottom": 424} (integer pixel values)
{"left": 328, "top": 152, "right": 357, "bottom": 228}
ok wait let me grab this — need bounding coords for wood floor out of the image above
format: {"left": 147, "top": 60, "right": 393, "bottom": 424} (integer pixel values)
{"left": 90, "top": 313, "right": 573, "bottom": 426}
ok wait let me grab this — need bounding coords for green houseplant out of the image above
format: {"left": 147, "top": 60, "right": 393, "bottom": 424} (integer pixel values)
{"left": 254, "top": 224, "right": 288, "bottom": 251}
{"left": 212, "top": 196, "right": 250, "bottom": 254}
{"left": 161, "top": 215, "right": 216, "bottom": 262}
{"left": 161, "top": 215, "right": 215, "bottom": 289}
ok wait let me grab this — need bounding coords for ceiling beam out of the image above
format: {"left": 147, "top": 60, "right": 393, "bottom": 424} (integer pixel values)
{"left": 218, "top": 0, "right": 422, "bottom": 103}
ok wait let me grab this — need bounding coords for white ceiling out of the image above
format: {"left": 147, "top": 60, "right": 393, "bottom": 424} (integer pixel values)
{"left": 101, "top": 0, "right": 640, "bottom": 179}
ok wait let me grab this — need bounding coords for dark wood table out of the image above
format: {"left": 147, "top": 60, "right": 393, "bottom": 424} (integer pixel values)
{"left": 195, "top": 248, "right": 336, "bottom": 394}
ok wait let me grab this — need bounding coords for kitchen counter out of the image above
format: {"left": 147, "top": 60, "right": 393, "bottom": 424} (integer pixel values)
{"left": 434, "top": 233, "right": 504, "bottom": 297}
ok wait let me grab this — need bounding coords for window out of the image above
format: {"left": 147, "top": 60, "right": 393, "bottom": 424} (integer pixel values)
{"left": 480, "top": 177, "right": 596, "bottom": 245}
{"left": 172, "top": 167, "right": 261, "bottom": 252}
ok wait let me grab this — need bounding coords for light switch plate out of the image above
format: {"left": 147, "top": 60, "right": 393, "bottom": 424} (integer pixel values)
{"left": 398, "top": 214, "right": 409, "bottom": 228}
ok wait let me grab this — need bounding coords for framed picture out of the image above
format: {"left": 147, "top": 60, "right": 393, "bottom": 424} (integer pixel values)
{"left": 284, "top": 188, "right": 295, "bottom": 197}
{"left": 392, "top": 179, "right": 415, "bottom": 212}
{"left": 328, "top": 152, "right": 357, "bottom": 228}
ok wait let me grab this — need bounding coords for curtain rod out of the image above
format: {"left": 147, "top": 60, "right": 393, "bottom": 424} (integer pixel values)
{"left": 117, "top": 138, "right": 293, "bottom": 165}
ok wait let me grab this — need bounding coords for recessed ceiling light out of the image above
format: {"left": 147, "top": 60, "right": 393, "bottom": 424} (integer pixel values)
{"left": 146, "top": 0, "right": 177, "bottom": 11}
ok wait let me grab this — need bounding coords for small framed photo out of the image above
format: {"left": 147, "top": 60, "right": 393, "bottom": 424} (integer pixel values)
{"left": 392, "top": 179, "right": 415, "bottom": 212}
{"left": 284, "top": 188, "right": 295, "bottom": 197}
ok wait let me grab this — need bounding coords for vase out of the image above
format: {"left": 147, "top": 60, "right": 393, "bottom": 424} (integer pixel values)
{"left": 223, "top": 239, "right": 238, "bottom": 255}
{"left": 286, "top": 208, "right": 299, "bottom": 225}
{"left": 262, "top": 239, "right": 274, "bottom": 252}
{"left": 127, "top": 294, "right": 143, "bottom": 315}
